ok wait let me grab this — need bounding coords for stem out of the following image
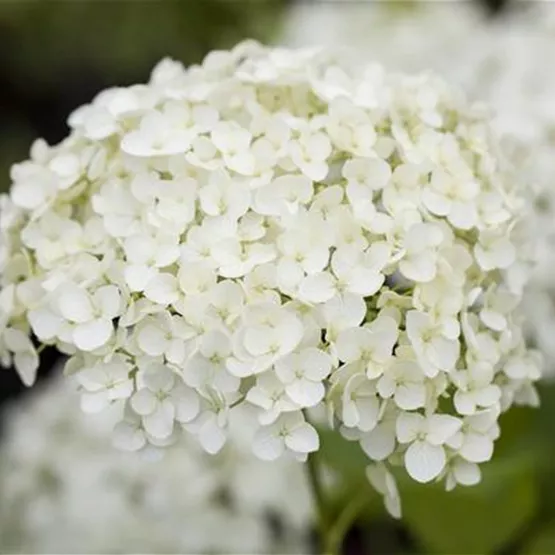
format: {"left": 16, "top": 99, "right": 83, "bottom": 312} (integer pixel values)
{"left": 305, "top": 451, "right": 368, "bottom": 555}
{"left": 306, "top": 450, "right": 329, "bottom": 532}
{"left": 326, "top": 493, "right": 368, "bottom": 555}
{"left": 303, "top": 409, "right": 368, "bottom": 555}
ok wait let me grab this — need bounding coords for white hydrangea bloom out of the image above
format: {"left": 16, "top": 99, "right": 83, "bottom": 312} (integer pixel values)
{"left": 0, "top": 41, "right": 541, "bottom": 518}
{"left": 0, "top": 378, "right": 312, "bottom": 554}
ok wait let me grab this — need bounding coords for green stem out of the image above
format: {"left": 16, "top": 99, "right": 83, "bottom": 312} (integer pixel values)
{"left": 326, "top": 493, "right": 369, "bottom": 555}
{"left": 305, "top": 451, "right": 368, "bottom": 555}
{"left": 306, "top": 450, "right": 329, "bottom": 532}
{"left": 303, "top": 407, "right": 368, "bottom": 555}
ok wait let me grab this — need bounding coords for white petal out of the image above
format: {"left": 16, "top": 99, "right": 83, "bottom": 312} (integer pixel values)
{"left": 429, "top": 337, "right": 459, "bottom": 371}
{"left": 3, "top": 328, "right": 33, "bottom": 352}
{"left": 395, "top": 383, "right": 426, "bottom": 411}
{"left": 400, "top": 252, "right": 437, "bottom": 283}
{"left": 144, "top": 273, "right": 179, "bottom": 305}
{"left": 286, "top": 379, "right": 324, "bottom": 408}
{"left": 405, "top": 441, "right": 446, "bottom": 483}
{"left": 357, "top": 397, "right": 380, "bottom": 432}
{"left": 422, "top": 188, "right": 450, "bottom": 216}
{"left": 453, "top": 459, "right": 481, "bottom": 486}
{"left": 302, "top": 348, "right": 333, "bottom": 380}
{"left": 199, "top": 418, "right": 227, "bottom": 454}
{"left": 474, "top": 385, "right": 501, "bottom": 408}
{"left": 14, "top": 350, "right": 39, "bottom": 387}
{"left": 131, "top": 388, "right": 157, "bottom": 416}
{"left": 29, "top": 308, "right": 64, "bottom": 341}
{"left": 113, "top": 421, "right": 146, "bottom": 451}
{"left": 460, "top": 432, "right": 493, "bottom": 463}
{"left": 173, "top": 387, "right": 200, "bottom": 424}
{"left": 454, "top": 391, "right": 476, "bottom": 416}
{"left": 94, "top": 285, "right": 122, "bottom": 319}
{"left": 366, "top": 464, "right": 402, "bottom": 519}
{"left": 396, "top": 412, "right": 424, "bottom": 443}
{"left": 253, "top": 428, "right": 284, "bottom": 461}
{"left": 58, "top": 287, "right": 94, "bottom": 323}
{"left": 143, "top": 402, "right": 175, "bottom": 439}
{"left": 426, "top": 414, "right": 462, "bottom": 446}
{"left": 137, "top": 324, "right": 168, "bottom": 357}
{"left": 73, "top": 319, "right": 113, "bottom": 351}
{"left": 360, "top": 423, "right": 396, "bottom": 461}
{"left": 347, "top": 268, "right": 385, "bottom": 297}
{"left": 298, "top": 272, "right": 336, "bottom": 304}
{"left": 125, "top": 264, "right": 157, "bottom": 292}
{"left": 285, "top": 422, "right": 319, "bottom": 454}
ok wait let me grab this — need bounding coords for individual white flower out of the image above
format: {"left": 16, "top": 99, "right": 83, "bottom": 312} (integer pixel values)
{"left": 474, "top": 230, "right": 516, "bottom": 272}
{"left": 452, "top": 363, "right": 501, "bottom": 415}
{"left": 422, "top": 168, "right": 479, "bottom": 230}
{"left": 122, "top": 231, "right": 180, "bottom": 294}
{"left": 446, "top": 409, "right": 499, "bottom": 464}
{"left": 399, "top": 223, "right": 445, "bottom": 283}
{"left": 184, "top": 330, "right": 240, "bottom": 394}
{"left": 184, "top": 389, "right": 233, "bottom": 454}
{"left": 199, "top": 169, "right": 251, "bottom": 220}
{"left": 336, "top": 313, "right": 398, "bottom": 379}
{"left": 36, "top": 283, "right": 121, "bottom": 351}
{"left": 247, "top": 371, "right": 301, "bottom": 425}
{"left": 334, "top": 369, "right": 381, "bottom": 433}
{"left": 444, "top": 457, "right": 482, "bottom": 492}
{"left": 131, "top": 363, "right": 199, "bottom": 439}
{"left": 288, "top": 129, "right": 332, "bottom": 181}
{"left": 134, "top": 313, "right": 195, "bottom": 364}
{"left": 405, "top": 309, "right": 460, "bottom": 377}
{"left": 121, "top": 106, "right": 195, "bottom": 157}
{"left": 253, "top": 412, "right": 319, "bottom": 461}
{"left": 227, "top": 304, "right": 304, "bottom": 377}
{"left": 318, "top": 292, "right": 366, "bottom": 345}
{"left": 326, "top": 96, "right": 377, "bottom": 156}
{"left": 377, "top": 357, "right": 427, "bottom": 411}
{"left": 211, "top": 121, "right": 255, "bottom": 175}
{"left": 274, "top": 347, "right": 333, "bottom": 407}
{"left": 75, "top": 354, "right": 134, "bottom": 413}
{"left": 254, "top": 174, "right": 313, "bottom": 216}
{"left": 396, "top": 412, "right": 462, "bottom": 483}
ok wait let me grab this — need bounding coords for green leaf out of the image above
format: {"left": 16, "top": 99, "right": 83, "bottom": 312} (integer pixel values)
{"left": 521, "top": 521, "right": 555, "bottom": 554}
{"left": 318, "top": 428, "right": 368, "bottom": 479}
{"left": 317, "top": 428, "right": 383, "bottom": 520}
{"left": 401, "top": 455, "right": 538, "bottom": 554}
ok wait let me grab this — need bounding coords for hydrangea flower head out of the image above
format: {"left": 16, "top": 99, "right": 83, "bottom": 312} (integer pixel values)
{"left": 0, "top": 41, "right": 541, "bottom": 514}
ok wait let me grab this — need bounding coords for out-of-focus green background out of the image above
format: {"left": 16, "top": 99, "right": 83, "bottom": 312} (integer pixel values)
{"left": 2, "top": 1, "right": 555, "bottom": 554}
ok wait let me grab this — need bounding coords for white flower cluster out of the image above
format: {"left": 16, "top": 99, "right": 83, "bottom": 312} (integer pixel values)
{"left": 284, "top": 0, "right": 555, "bottom": 375}
{"left": 0, "top": 41, "right": 541, "bottom": 514}
{"left": 0, "top": 377, "right": 312, "bottom": 554}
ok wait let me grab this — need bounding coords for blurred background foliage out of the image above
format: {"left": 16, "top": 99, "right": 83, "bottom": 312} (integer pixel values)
{"left": 2, "top": 1, "right": 554, "bottom": 555}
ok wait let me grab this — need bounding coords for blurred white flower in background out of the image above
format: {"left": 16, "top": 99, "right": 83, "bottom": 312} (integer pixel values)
{"left": 0, "top": 39, "right": 542, "bottom": 517}
{"left": 0, "top": 376, "right": 312, "bottom": 554}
